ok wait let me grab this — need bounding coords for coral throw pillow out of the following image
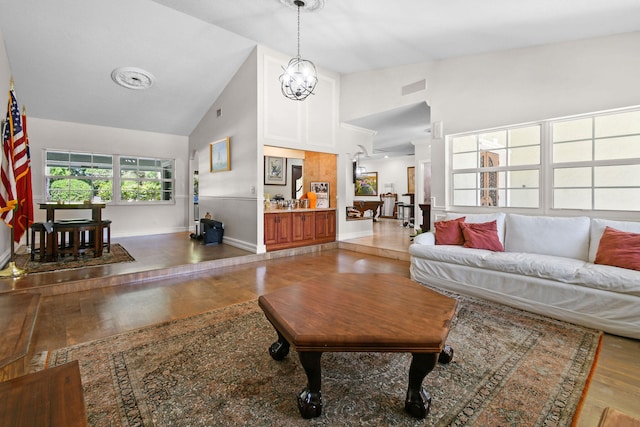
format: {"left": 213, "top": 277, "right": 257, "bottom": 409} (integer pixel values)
{"left": 434, "top": 217, "right": 465, "bottom": 245}
{"left": 460, "top": 220, "right": 504, "bottom": 252}
{"left": 595, "top": 226, "right": 640, "bottom": 271}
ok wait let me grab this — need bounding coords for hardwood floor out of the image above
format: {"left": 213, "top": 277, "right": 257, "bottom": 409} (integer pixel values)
{"left": 5, "top": 219, "right": 640, "bottom": 426}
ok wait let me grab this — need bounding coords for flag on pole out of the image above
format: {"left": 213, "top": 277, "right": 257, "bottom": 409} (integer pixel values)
{"left": 0, "top": 84, "right": 20, "bottom": 228}
{"left": 14, "top": 105, "right": 34, "bottom": 243}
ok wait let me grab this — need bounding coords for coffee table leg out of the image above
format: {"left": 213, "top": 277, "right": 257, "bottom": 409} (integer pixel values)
{"left": 297, "top": 351, "right": 323, "bottom": 419}
{"left": 405, "top": 352, "right": 438, "bottom": 419}
{"left": 268, "top": 330, "right": 290, "bottom": 361}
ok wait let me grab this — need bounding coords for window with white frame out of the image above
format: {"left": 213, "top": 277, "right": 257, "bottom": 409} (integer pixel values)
{"left": 449, "top": 106, "right": 640, "bottom": 212}
{"left": 120, "top": 156, "right": 174, "bottom": 202}
{"left": 45, "top": 151, "right": 113, "bottom": 202}
{"left": 45, "top": 151, "right": 174, "bottom": 203}
{"left": 450, "top": 125, "right": 541, "bottom": 208}
{"left": 551, "top": 109, "right": 640, "bottom": 211}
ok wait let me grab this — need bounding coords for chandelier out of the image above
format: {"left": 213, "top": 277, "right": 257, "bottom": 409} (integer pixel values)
{"left": 279, "top": 0, "right": 318, "bottom": 101}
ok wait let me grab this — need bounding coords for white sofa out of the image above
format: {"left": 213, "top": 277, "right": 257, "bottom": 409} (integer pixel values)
{"left": 410, "top": 212, "right": 640, "bottom": 339}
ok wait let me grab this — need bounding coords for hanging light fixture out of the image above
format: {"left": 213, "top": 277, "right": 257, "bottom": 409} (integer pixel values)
{"left": 280, "top": 0, "right": 318, "bottom": 101}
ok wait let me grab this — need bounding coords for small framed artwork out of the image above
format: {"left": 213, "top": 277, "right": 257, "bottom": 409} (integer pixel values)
{"left": 210, "top": 137, "right": 230, "bottom": 173}
{"left": 355, "top": 172, "right": 378, "bottom": 196}
{"left": 310, "top": 182, "right": 329, "bottom": 208}
{"left": 407, "top": 166, "right": 415, "bottom": 194}
{"left": 264, "top": 156, "right": 287, "bottom": 185}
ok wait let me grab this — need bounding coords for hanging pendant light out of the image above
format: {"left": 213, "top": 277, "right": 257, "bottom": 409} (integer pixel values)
{"left": 280, "top": 0, "right": 318, "bottom": 101}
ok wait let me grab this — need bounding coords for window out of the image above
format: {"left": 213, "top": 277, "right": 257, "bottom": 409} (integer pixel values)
{"left": 450, "top": 125, "right": 541, "bottom": 208}
{"left": 552, "top": 109, "right": 640, "bottom": 211}
{"left": 120, "top": 156, "right": 174, "bottom": 202}
{"left": 449, "top": 106, "right": 640, "bottom": 212}
{"left": 45, "top": 151, "right": 113, "bottom": 202}
{"left": 45, "top": 151, "right": 174, "bottom": 204}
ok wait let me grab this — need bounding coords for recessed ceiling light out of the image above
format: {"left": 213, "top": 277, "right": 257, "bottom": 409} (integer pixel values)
{"left": 111, "top": 67, "right": 155, "bottom": 90}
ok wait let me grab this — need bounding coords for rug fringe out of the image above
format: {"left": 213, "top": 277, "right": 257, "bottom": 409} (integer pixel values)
{"left": 571, "top": 332, "right": 604, "bottom": 427}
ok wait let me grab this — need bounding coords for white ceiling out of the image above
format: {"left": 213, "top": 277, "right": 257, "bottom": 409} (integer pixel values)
{"left": 1, "top": 0, "right": 639, "bottom": 155}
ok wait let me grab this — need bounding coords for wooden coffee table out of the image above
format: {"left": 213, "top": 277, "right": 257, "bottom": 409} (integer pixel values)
{"left": 258, "top": 273, "right": 457, "bottom": 419}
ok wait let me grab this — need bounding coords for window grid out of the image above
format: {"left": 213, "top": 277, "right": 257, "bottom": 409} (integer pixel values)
{"left": 449, "top": 106, "right": 640, "bottom": 212}
{"left": 45, "top": 150, "right": 175, "bottom": 204}
{"left": 450, "top": 125, "right": 542, "bottom": 208}
{"left": 551, "top": 108, "right": 640, "bottom": 211}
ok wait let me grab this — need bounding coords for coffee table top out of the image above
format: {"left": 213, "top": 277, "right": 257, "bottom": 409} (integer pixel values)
{"left": 258, "top": 273, "right": 457, "bottom": 353}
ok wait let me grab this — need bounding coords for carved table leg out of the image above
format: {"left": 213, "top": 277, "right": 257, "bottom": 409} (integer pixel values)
{"left": 297, "top": 351, "right": 323, "bottom": 419}
{"left": 268, "top": 329, "right": 290, "bottom": 361}
{"left": 438, "top": 344, "right": 454, "bottom": 364}
{"left": 405, "top": 352, "right": 438, "bottom": 419}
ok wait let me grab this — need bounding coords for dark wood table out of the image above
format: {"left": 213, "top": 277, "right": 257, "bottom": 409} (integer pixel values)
{"left": 258, "top": 273, "right": 457, "bottom": 419}
{"left": 39, "top": 203, "right": 105, "bottom": 260}
{"left": 0, "top": 360, "right": 87, "bottom": 426}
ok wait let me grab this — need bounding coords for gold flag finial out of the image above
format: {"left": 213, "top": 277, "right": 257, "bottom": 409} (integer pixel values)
{"left": 22, "top": 105, "right": 26, "bottom": 114}
{"left": 10, "top": 77, "right": 14, "bottom": 90}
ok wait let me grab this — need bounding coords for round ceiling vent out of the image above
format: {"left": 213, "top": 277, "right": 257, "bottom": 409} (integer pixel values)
{"left": 279, "top": 0, "right": 324, "bottom": 12}
{"left": 111, "top": 67, "right": 155, "bottom": 90}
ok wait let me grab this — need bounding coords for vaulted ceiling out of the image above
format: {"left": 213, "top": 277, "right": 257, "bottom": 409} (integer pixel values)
{"left": 1, "top": 0, "right": 639, "bottom": 155}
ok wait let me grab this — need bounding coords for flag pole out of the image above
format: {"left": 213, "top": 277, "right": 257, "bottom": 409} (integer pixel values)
{"left": 0, "top": 83, "right": 25, "bottom": 277}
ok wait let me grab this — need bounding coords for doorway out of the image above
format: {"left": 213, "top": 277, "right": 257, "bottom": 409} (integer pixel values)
{"left": 291, "top": 164, "right": 303, "bottom": 199}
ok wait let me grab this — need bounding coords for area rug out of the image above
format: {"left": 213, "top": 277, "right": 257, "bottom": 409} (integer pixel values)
{"left": 15, "top": 243, "right": 135, "bottom": 274}
{"left": 47, "top": 293, "right": 602, "bottom": 427}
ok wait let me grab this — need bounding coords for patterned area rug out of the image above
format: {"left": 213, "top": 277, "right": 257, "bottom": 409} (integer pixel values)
{"left": 15, "top": 244, "right": 135, "bottom": 274}
{"left": 48, "top": 293, "right": 601, "bottom": 426}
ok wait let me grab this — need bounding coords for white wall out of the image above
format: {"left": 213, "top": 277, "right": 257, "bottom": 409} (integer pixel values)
{"left": 0, "top": 30, "right": 12, "bottom": 262}
{"left": 27, "top": 118, "right": 189, "bottom": 237}
{"left": 341, "top": 32, "right": 640, "bottom": 216}
{"left": 189, "top": 48, "right": 259, "bottom": 252}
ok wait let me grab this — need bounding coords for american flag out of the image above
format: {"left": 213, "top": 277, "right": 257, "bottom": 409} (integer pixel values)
{"left": 15, "top": 105, "right": 34, "bottom": 242}
{"left": 0, "top": 87, "right": 21, "bottom": 227}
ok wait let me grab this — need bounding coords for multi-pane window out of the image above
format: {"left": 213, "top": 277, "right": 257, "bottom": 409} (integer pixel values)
{"left": 120, "top": 156, "right": 174, "bottom": 202}
{"left": 450, "top": 125, "right": 541, "bottom": 208}
{"left": 449, "top": 106, "right": 640, "bottom": 212}
{"left": 45, "top": 151, "right": 113, "bottom": 202}
{"left": 45, "top": 151, "right": 174, "bottom": 204}
{"left": 552, "top": 109, "right": 640, "bottom": 211}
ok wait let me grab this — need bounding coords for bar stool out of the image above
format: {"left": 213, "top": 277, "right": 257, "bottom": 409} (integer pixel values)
{"left": 30, "top": 222, "right": 47, "bottom": 262}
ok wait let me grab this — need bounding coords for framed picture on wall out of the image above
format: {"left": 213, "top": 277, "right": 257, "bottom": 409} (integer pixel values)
{"left": 264, "top": 156, "right": 287, "bottom": 185}
{"left": 310, "top": 182, "right": 329, "bottom": 208}
{"left": 407, "top": 166, "right": 415, "bottom": 194}
{"left": 210, "top": 137, "right": 230, "bottom": 173}
{"left": 355, "top": 172, "right": 378, "bottom": 196}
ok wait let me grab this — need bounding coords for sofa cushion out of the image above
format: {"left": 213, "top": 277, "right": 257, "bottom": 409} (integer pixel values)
{"left": 446, "top": 212, "right": 506, "bottom": 245}
{"left": 575, "top": 262, "right": 640, "bottom": 296}
{"left": 483, "top": 252, "right": 585, "bottom": 283}
{"left": 595, "top": 227, "right": 640, "bottom": 271}
{"left": 460, "top": 221, "right": 504, "bottom": 251}
{"left": 409, "top": 243, "right": 493, "bottom": 268}
{"left": 434, "top": 217, "right": 465, "bottom": 245}
{"left": 505, "top": 214, "right": 590, "bottom": 260}
{"left": 589, "top": 218, "right": 640, "bottom": 262}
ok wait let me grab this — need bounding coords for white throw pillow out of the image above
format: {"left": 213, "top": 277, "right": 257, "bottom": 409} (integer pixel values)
{"left": 589, "top": 218, "right": 640, "bottom": 263}
{"left": 505, "top": 214, "right": 590, "bottom": 260}
{"left": 445, "top": 212, "right": 506, "bottom": 245}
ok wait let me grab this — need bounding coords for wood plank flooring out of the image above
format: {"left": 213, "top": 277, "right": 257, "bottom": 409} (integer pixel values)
{"left": 5, "top": 219, "right": 640, "bottom": 426}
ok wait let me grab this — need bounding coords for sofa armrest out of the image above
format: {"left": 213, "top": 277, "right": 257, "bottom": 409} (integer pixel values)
{"left": 413, "top": 231, "right": 435, "bottom": 245}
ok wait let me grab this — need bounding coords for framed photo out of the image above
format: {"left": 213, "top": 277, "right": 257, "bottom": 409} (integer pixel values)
{"left": 407, "top": 166, "right": 415, "bottom": 194}
{"left": 355, "top": 172, "right": 378, "bottom": 196}
{"left": 264, "top": 156, "right": 286, "bottom": 185}
{"left": 310, "top": 182, "right": 329, "bottom": 208}
{"left": 210, "top": 137, "right": 230, "bottom": 173}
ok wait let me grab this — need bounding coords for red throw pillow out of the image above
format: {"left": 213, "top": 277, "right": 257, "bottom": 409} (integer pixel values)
{"left": 460, "top": 220, "right": 504, "bottom": 252}
{"left": 434, "top": 217, "right": 465, "bottom": 245}
{"left": 595, "top": 226, "right": 640, "bottom": 271}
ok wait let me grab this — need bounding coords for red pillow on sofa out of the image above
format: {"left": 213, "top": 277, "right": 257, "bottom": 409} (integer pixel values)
{"left": 594, "top": 226, "right": 640, "bottom": 271}
{"left": 460, "top": 220, "right": 504, "bottom": 252}
{"left": 434, "top": 217, "right": 465, "bottom": 245}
